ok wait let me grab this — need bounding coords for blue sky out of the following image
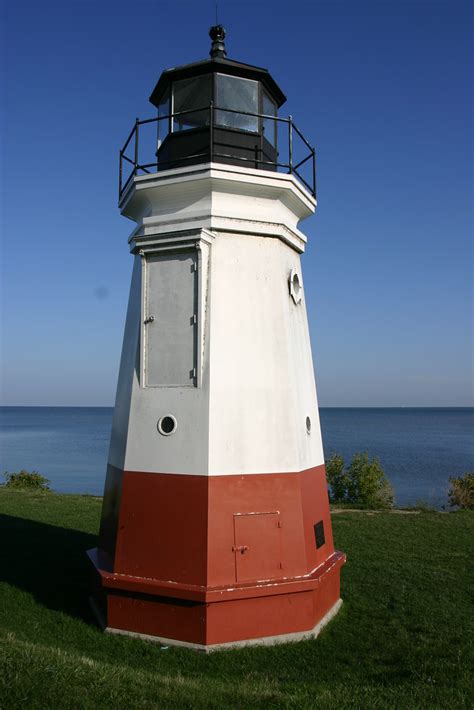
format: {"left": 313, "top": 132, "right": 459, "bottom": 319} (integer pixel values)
{"left": 1, "top": 0, "right": 472, "bottom": 406}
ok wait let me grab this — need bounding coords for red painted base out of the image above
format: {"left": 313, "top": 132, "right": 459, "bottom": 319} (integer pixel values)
{"left": 88, "top": 465, "right": 345, "bottom": 648}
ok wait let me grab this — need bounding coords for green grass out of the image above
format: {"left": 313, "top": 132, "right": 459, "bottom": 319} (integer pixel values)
{"left": 0, "top": 490, "right": 473, "bottom": 709}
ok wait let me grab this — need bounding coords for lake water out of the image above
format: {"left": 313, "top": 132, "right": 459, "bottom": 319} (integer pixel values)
{"left": 0, "top": 407, "right": 472, "bottom": 507}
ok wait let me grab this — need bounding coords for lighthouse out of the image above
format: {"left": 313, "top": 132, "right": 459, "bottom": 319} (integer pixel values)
{"left": 88, "top": 26, "right": 345, "bottom": 651}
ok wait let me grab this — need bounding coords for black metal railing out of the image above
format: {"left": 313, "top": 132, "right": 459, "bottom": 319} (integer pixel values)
{"left": 119, "top": 105, "right": 316, "bottom": 200}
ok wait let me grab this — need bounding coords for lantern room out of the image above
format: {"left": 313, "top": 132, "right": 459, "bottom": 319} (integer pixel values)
{"left": 149, "top": 25, "right": 286, "bottom": 171}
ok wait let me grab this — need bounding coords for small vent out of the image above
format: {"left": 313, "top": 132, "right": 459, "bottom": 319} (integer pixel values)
{"left": 157, "top": 415, "right": 177, "bottom": 436}
{"left": 314, "top": 520, "right": 325, "bottom": 549}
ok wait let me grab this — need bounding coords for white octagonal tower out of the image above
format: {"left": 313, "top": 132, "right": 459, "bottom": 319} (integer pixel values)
{"left": 88, "top": 26, "right": 345, "bottom": 651}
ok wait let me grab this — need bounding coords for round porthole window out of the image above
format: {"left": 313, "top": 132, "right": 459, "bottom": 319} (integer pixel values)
{"left": 306, "top": 416, "right": 312, "bottom": 434}
{"left": 289, "top": 268, "right": 303, "bottom": 304}
{"left": 157, "top": 415, "right": 177, "bottom": 436}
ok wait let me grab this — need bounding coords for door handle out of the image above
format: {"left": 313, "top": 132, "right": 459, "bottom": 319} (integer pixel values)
{"left": 232, "top": 545, "right": 249, "bottom": 554}
{"left": 144, "top": 315, "right": 155, "bottom": 324}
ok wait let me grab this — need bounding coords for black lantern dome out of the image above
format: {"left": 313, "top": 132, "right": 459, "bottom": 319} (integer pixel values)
{"left": 149, "top": 26, "right": 286, "bottom": 171}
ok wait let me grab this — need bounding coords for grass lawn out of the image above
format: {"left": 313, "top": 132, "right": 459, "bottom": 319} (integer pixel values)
{"left": 0, "top": 489, "right": 472, "bottom": 709}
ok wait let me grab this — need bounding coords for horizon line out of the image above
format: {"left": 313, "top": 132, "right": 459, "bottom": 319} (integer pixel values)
{"left": 1, "top": 404, "right": 473, "bottom": 410}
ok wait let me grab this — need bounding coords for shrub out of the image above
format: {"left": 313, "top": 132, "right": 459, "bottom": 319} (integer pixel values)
{"left": 448, "top": 473, "right": 474, "bottom": 510}
{"left": 326, "top": 451, "right": 394, "bottom": 509}
{"left": 325, "top": 454, "right": 349, "bottom": 502}
{"left": 3, "top": 470, "right": 50, "bottom": 491}
{"left": 405, "top": 500, "right": 437, "bottom": 513}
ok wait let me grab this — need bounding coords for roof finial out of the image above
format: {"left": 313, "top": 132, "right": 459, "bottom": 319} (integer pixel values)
{"left": 209, "top": 24, "right": 226, "bottom": 58}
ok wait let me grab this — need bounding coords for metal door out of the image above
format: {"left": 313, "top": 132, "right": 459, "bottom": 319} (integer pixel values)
{"left": 233, "top": 512, "right": 282, "bottom": 583}
{"left": 144, "top": 251, "right": 197, "bottom": 387}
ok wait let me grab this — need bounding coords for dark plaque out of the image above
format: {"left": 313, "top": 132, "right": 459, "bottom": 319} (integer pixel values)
{"left": 314, "top": 520, "right": 325, "bottom": 549}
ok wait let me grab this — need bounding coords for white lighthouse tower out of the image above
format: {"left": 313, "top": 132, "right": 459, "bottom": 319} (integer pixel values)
{"left": 88, "top": 26, "right": 345, "bottom": 651}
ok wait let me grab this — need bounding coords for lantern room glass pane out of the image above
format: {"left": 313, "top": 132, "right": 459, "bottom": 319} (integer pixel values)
{"left": 215, "top": 74, "right": 258, "bottom": 132}
{"left": 172, "top": 75, "right": 211, "bottom": 132}
{"left": 262, "top": 90, "right": 277, "bottom": 147}
{"left": 157, "top": 88, "right": 170, "bottom": 147}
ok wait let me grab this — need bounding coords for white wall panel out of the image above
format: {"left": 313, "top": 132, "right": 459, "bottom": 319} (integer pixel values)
{"left": 110, "top": 165, "right": 322, "bottom": 477}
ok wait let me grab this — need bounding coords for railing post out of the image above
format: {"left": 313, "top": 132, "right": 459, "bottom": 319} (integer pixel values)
{"left": 275, "top": 118, "right": 278, "bottom": 164}
{"left": 134, "top": 117, "right": 139, "bottom": 177}
{"left": 312, "top": 148, "right": 316, "bottom": 199}
{"left": 288, "top": 116, "right": 293, "bottom": 174}
{"left": 156, "top": 110, "right": 160, "bottom": 171}
{"left": 119, "top": 150, "right": 123, "bottom": 200}
{"left": 209, "top": 102, "right": 214, "bottom": 164}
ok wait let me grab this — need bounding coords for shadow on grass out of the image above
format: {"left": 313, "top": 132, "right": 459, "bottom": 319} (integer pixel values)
{"left": 0, "top": 513, "right": 96, "bottom": 622}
